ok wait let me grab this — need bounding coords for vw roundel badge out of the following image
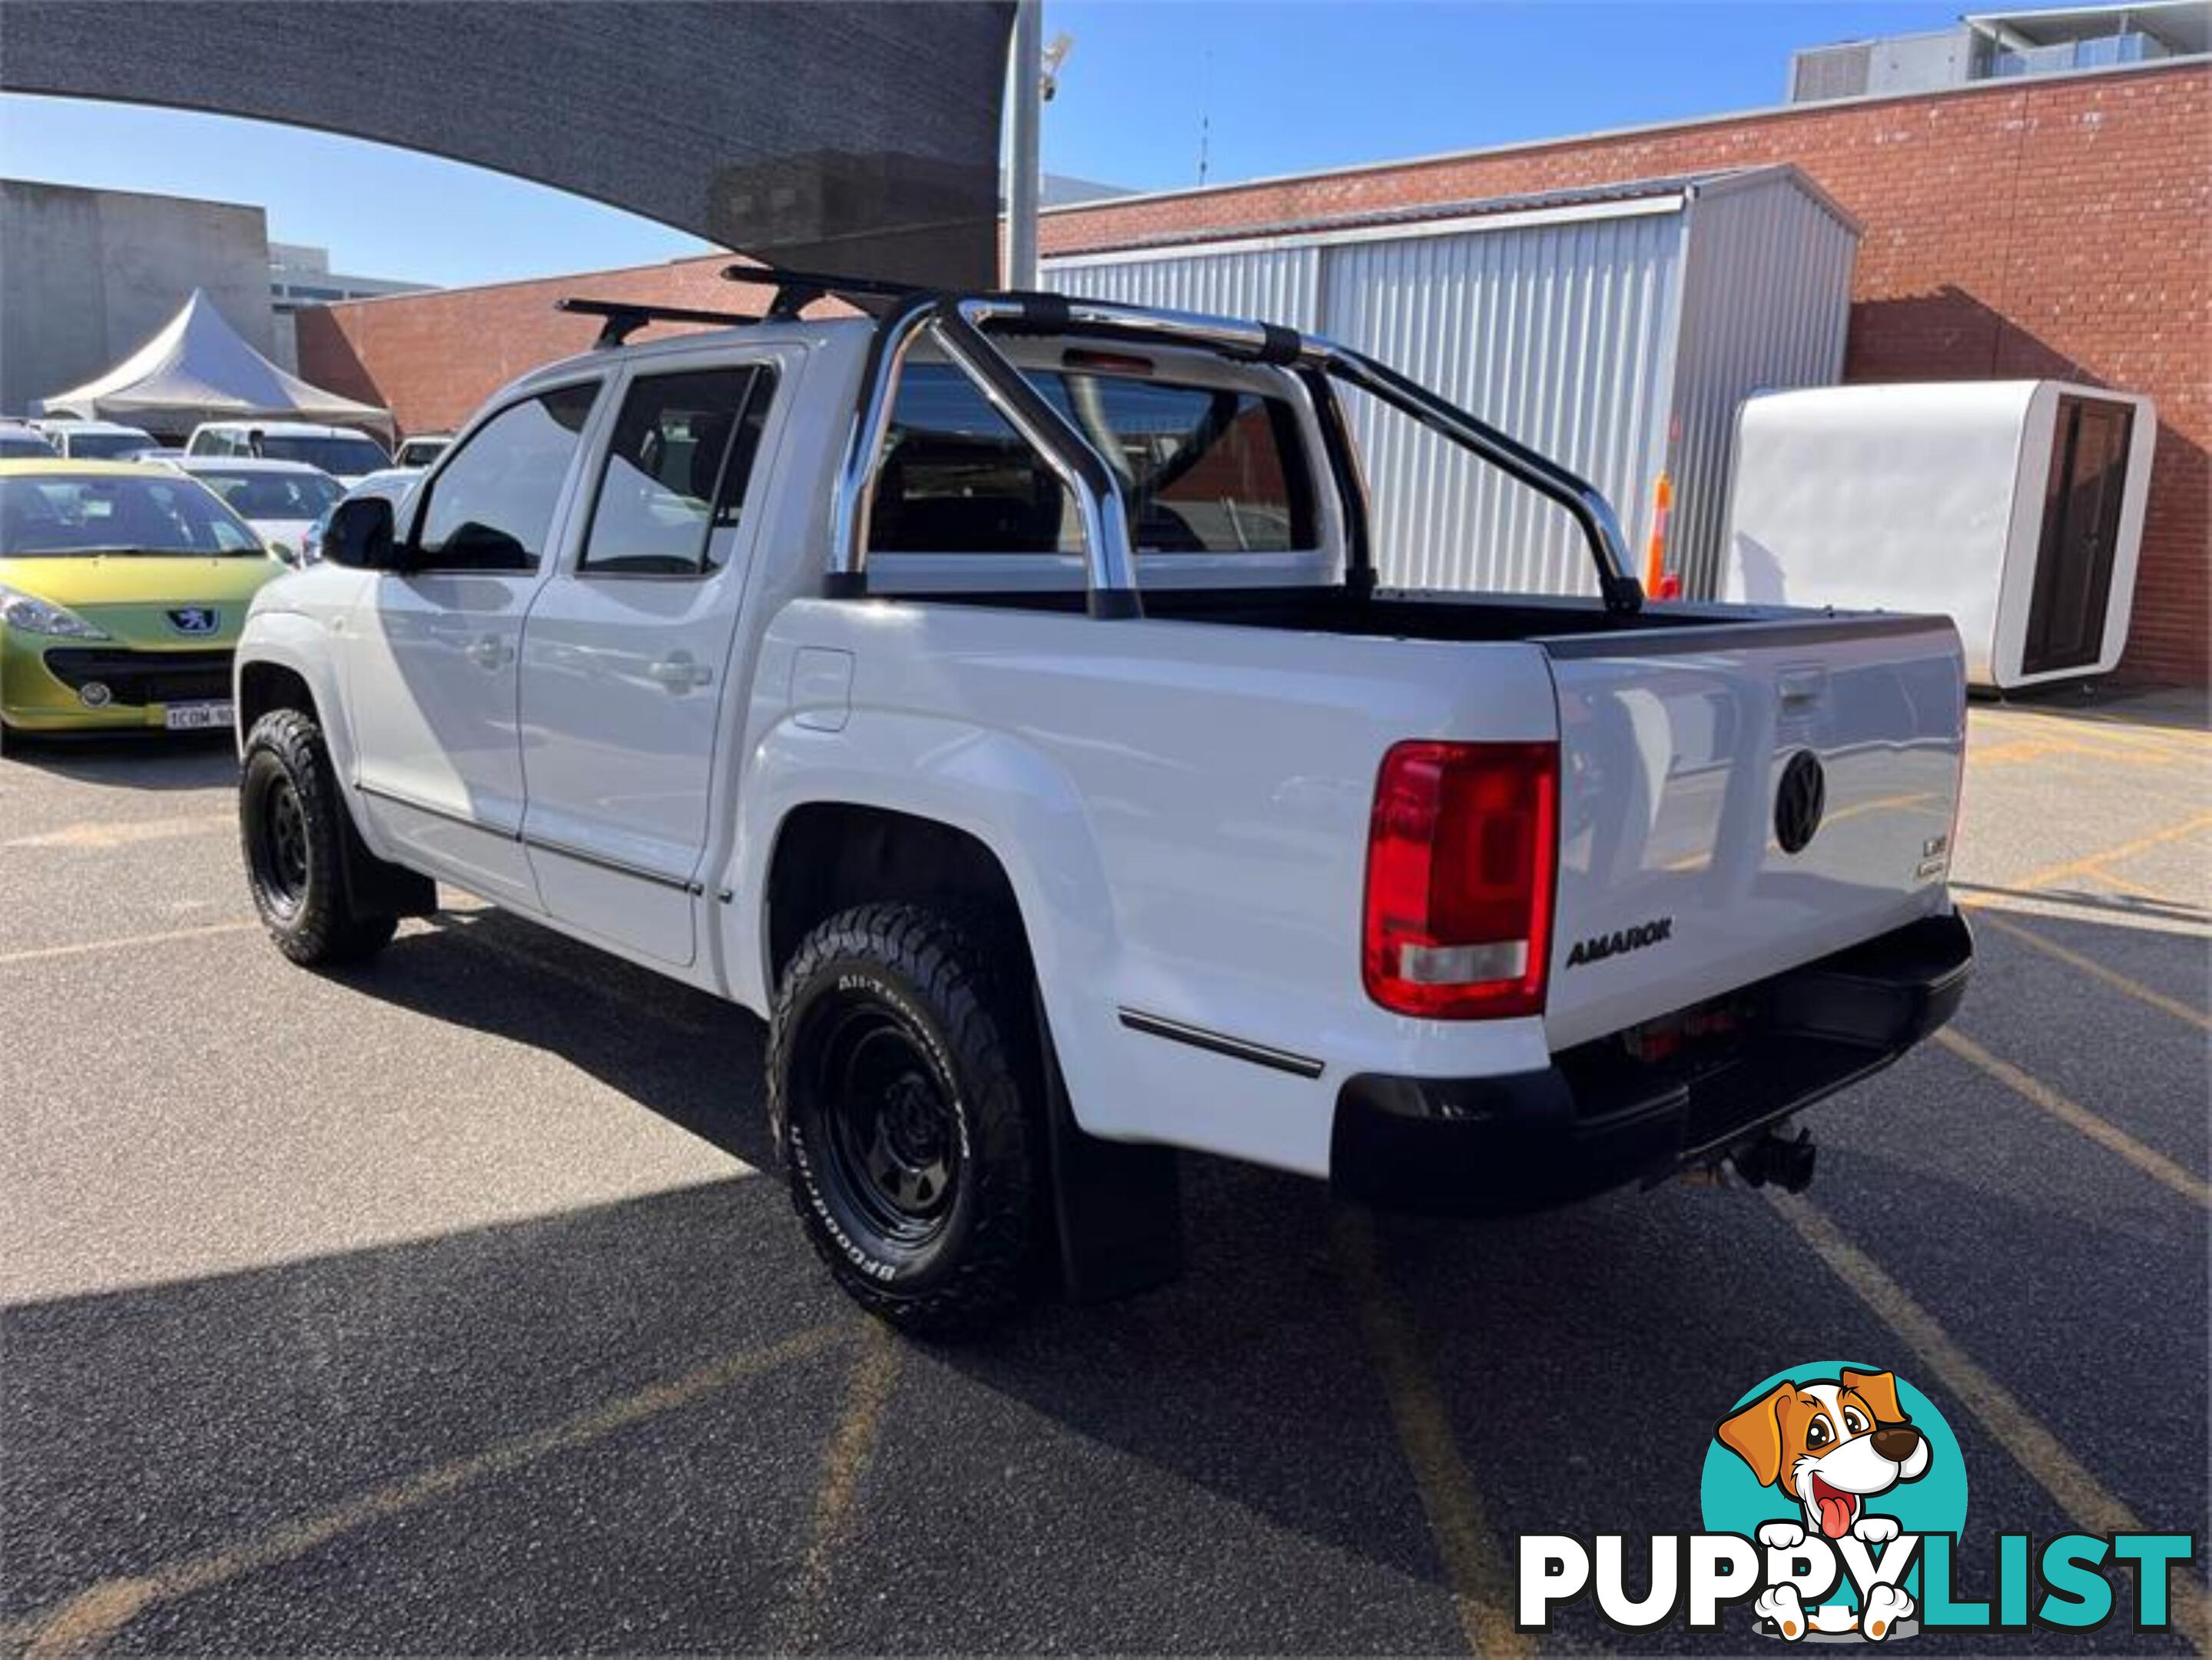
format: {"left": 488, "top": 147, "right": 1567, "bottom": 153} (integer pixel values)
{"left": 1774, "top": 749, "right": 1826, "bottom": 855}
{"left": 167, "top": 606, "right": 221, "bottom": 636}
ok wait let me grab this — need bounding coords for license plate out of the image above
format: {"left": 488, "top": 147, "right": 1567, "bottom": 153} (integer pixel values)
{"left": 164, "top": 702, "right": 234, "bottom": 732}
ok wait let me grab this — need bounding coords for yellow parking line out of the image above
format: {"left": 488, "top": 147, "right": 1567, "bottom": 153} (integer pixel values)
{"left": 2047, "top": 711, "right": 2212, "bottom": 750}
{"left": 1769, "top": 1191, "right": 2210, "bottom": 1655}
{"left": 7, "top": 1323, "right": 851, "bottom": 1658}
{"left": 1974, "top": 710, "right": 2208, "bottom": 753}
{"left": 772, "top": 1321, "right": 904, "bottom": 1654}
{"left": 3, "top": 812, "right": 235, "bottom": 850}
{"left": 1968, "top": 735, "right": 2182, "bottom": 771}
{"left": 2085, "top": 865, "right": 2187, "bottom": 902}
{"left": 2011, "top": 812, "right": 2212, "bottom": 895}
{"left": 0, "top": 920, "right": 260, "bottom": 967}
{"left": 1965, "top": 738, "right": 2065, "bottom": 767}
{"left": 1331, "top": 1208, "right": 1531, "bottom": 1658}
{"left": 1935, "top": 1028, "right": 2209, "bottom": 1205}
{"left": 1966, "top": 907, "right": 2211, "bottom": 1032}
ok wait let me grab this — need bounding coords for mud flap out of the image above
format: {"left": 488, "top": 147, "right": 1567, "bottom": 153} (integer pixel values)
{"left": 338, "top": 794, "right": 437, "bottom": 920}
{"left": 1037, "top": 1004, "right": 1185, "bottom": 1303}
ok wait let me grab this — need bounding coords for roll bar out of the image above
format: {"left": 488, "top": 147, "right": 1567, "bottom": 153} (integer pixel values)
{"left": 822, "top": 286, "right": 1644, "bottom": 619}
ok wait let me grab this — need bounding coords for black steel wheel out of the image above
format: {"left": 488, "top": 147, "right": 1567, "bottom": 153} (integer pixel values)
{"left": 769, "top": 902, "right": 1042, "bottom": 1336}
{"left": 813, "top": 1003, "right": 965, "bottom": 1248}
{"left": 253, "top": 772, "right": 312, "bottom": 915}
{"left": 240, "top": 709, "right": 398, "bottom": 966}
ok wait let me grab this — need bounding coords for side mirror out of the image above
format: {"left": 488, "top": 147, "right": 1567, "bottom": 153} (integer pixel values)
{"left": 325, "top": 495, "right": 401, "bottom": 570}
{"left": 268, "top": 541, "right": 303, "bottom": 569}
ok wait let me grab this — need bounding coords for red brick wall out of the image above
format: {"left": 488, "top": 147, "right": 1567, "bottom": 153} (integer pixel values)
{"left": 296, "top": 258, "right": 758, "bottom": 435}
{"left": 301, "top": 63, "right": 2209, "bottom": 682}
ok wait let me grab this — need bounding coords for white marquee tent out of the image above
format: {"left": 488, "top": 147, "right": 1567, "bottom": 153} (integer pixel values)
{"left": 35, "top": 289, "right": 392, "bottom": 440}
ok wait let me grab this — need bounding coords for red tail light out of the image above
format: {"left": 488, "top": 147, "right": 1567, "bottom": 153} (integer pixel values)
{"left": 1361, "top": 740, "right": 1559, "bottom": 1019}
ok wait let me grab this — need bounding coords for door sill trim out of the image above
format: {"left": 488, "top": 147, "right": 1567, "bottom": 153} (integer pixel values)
{"left": 357, "top": 781, "right": 519, "bottom": 841}
{"left": 523, "top": 832, "right": 701, "bottom": 895}
{"left": 358, "top": 784, "right": 701, "bottom": 895}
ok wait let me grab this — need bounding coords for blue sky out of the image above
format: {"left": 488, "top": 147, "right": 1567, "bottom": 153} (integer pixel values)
{"left": 0, "top": 2, "right": 1965, "bottom": 290}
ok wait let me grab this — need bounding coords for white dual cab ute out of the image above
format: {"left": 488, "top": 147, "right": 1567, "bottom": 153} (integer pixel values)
{"left": 233, "top": 271, "right": 1974, "bottom": 1333}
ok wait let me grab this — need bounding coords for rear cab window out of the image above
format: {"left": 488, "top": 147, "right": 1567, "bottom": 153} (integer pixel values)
{"left": 866, "top": 347, "right": 1329, "bottom": 589}
{"left": 579, "top": 366, "right": 777, "bottom": 577}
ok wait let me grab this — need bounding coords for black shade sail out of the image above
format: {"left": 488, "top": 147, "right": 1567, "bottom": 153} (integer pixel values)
{"left": 2, "top": 1, "right": 1014, "bottom": 286}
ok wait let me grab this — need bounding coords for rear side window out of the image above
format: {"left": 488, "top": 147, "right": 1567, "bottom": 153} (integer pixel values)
{"left": 413, "top": 383, "right": 599, "bottom": 573}
{"left": 197, "top": 470, "right": 343, "bottom": 520}
{"left": 868, "top": 363, "right": 1315, "bottom": 556}
{"left": 66, "top": 431, "right": 154, "bottom": 460}
{"left": 579, "top": 366, "right": 776, "bottom": 576}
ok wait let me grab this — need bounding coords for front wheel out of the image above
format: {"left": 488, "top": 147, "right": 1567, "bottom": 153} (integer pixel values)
{"left": 769, "top": 903, "right": 1043, "bottom": 1336}
{"left": 240, "top": 709, "right": 398, "bottom": 966}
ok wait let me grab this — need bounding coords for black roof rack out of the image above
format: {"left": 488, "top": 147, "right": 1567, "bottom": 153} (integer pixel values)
{"left": 559, "top": 271, "right": 927, "bottom": 347}
{"left": 555, "top": 297, "right": 762, "bottom": 349}
{"left": 718, "top": 264, "right": 929, "bottom": 319}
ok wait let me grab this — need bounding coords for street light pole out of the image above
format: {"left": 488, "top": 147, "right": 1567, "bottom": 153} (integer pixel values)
{"left": 1005, "top": 0, "right": 1043, "bottom": 289}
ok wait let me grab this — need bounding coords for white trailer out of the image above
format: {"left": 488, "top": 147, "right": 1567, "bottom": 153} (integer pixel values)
{"left": 1723, "top": 380, "right": 2157, "bottom": 690}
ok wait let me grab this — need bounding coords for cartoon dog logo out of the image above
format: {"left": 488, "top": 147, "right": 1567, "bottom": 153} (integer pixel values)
{"left": 1716, "top": 1368, "right": 1930, "bottom": 1642}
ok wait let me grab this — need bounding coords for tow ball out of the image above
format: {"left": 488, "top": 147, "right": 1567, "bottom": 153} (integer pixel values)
{"left": 1728, "top": 1124, "right": 1819, "bottom": 1193}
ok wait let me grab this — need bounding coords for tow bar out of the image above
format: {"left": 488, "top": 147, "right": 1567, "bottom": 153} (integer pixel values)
{"left": 1729, "top": 1124, "right": 1819, "bottom": 1193}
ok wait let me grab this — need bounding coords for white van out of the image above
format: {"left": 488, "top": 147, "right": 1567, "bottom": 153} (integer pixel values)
{"left": 184, "top": 421, "right": 390, "bottom": 485}
{"left": 34, "top": 418, "right": 158, "bottom": 460}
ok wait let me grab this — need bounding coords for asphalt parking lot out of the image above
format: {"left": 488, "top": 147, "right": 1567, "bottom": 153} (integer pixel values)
{"left": 2, "top": 691, "right": 2205, "bottom": 1656}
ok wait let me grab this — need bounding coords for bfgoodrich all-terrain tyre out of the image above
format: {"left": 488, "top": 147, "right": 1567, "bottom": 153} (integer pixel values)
{"left": 240, "top": 709, "right": 400, "bottom": 966}
{"left": 769, "top": 902, "right": 1043, "bottom": 1336}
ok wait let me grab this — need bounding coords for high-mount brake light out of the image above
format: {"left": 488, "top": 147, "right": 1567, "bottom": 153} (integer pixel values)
{"left": 1361, "top": 740, "right": 1559, "bottom": 1019}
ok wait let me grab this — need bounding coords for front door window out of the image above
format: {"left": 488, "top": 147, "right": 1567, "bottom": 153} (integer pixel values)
{"left": 412, "top": 384, "right": 599, "bottom": 573}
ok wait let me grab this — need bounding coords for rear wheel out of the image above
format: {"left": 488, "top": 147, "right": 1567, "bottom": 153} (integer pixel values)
{"left": 240, "top": 709, "right": 398, "bottom": 965}
{"left": 769, "top": 903, "right": 1043, "bottom": 1336}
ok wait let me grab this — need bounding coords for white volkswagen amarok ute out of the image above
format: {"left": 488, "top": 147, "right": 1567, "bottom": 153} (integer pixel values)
{"left": 232, "top": 272, "right": 1973, "bottom": 1333}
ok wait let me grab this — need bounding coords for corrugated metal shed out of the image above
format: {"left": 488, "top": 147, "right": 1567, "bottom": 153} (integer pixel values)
{"left": 1043, "top": 166, "right": 1859, "bottom": 599}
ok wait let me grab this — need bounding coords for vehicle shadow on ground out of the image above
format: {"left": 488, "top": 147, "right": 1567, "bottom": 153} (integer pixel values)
{"left": 304, "top": 908, "right": 1479, "bottom": 1641}
{"left": 24, "top": 900, "right": 2188, "bottom": 1650}
{"left": 1954, "top": 882, "right": 2210, "bottom": 931}
{"left": 0, "top": 1180, "right": 861, "bottom": 1652}
{"left": 1973, "top": 890, "right": 2212, "bottom": 986}
{"left": 0, "top": 730, "right": 237, "bottom": 791}
{"left": 327, "top": 907, "right": 776, "bottom": 1170}
{"left": 8, "top": 1130, "right": 2197, "bottom": 1651}
{"left": 1355, "top": 1156, "right": 2206, "bottom": 1656}
{"left": 1932, "top": 898, "right": 2210, "bottom": 1170}
{"left": 329, "top": 911, "right": 1480, "bottom": 1602}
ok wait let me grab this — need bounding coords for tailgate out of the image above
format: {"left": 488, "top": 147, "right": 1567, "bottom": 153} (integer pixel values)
{"left": 1542, "top": 614, "right": 1965, "bottom": 1051}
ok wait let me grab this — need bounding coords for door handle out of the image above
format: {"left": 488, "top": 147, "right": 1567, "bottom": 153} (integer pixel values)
{"left": 647, "top": 652, "right": 712, "bottom": 692}
{"left": 466, "top": 635, "right": 509, "bottom": 669}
